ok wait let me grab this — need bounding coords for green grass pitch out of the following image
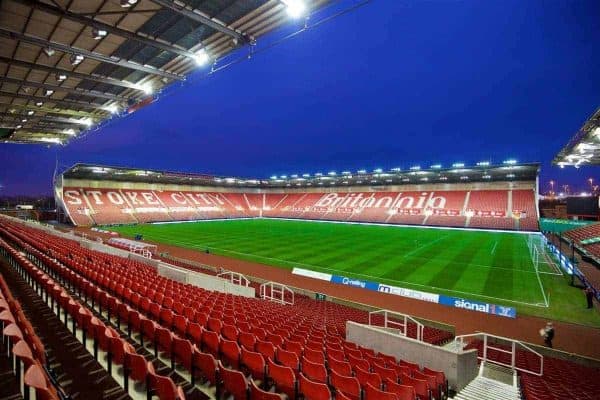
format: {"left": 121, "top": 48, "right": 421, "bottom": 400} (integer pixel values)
{"left": 110, "top": 219, "right": 600, "bottom": 326}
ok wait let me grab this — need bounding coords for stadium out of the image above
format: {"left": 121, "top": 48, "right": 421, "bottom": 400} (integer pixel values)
{"left": 1, "top": 1, "right": 600, "bottom": 400}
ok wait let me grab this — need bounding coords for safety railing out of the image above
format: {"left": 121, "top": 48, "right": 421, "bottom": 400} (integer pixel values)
{"left": 454, "top": 332, "right": 543, "bottom": 376}
{"left": 217, "top": 270, "right": 250, "bottom": 287}
{"left": 368, "top": 309, "right": 424, "bottom": 342}
{"left": 259, "top": 281, "right": 294, "bottom": 305}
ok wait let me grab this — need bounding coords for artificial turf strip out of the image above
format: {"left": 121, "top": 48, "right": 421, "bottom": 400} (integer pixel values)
{"left": 110, "top": 219, "right": 600, "bottom": 327}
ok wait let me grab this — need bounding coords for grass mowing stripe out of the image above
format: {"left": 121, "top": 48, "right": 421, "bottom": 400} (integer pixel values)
{"left": 109, "top": 219, "right": 600, "bottom": 325}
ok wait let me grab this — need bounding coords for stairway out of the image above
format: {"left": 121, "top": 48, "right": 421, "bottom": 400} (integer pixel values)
{"left": 454, "top": 363, "right": 522, "bottom": 400}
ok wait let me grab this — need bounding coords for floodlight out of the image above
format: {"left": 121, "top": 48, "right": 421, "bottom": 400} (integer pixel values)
{"left": 21, "top": 119, "right": 27, "bottom": 123}
{"left": 483, "top": 175, "right": 491, "bottom": 179}
{"left": 56, "top": 73, "right": 67, "bottom": 81}
{"left": 43, "top": 47, "right": 55, "bottom": 57}
{"left": 70, "top": 54, "right": 84, "bottom": 66}
{"left": 302, "top": 173, "right": 310, "bottom": 177}
{"left": 15, "top": 125, "right": 22, "bottom": 129}
{"left": 105, "top": 104, "right": 119, "bottom": 114}
{"left": 373, "top": 168, "right": 383, "bottom": 173}
{"left": 270, "top": 175, "right": 277, "bottom": 180}
{"left": 452, "top": 162, "right": 465, "bottom": 168}
{"left": 391, "top": 168, "right": 401, "bottom": 172}
{"left": 506, "top": 173, "right": 515, "bottom": 178}
{"left": 44, "top": 89, "right": 54, "bottom": 96}
{"left": 503, "top": 159, "right": 517, "bottom": 165}
{"left": 35, "top": 101, "right": 43, "bottom": 107}
{"left": 120, "top": 0, "right": 138, "bottom": 7}
{"left": 282, "top": 0, "right": 306, "bottom": 18}
{"left": 410, "top": 166, "right": 421, "bottom": 170}
{"left": 92, "top": 28, "right": 108, "bottom": 40}
{"left": 64, "top": 129, "right": 76, "bottom": 136}
{"left": 342, "top": 171, "right": 351, "bottom": 175}
{"left": 27, "top": 110, "right": 34, "bottom": 116}
{"left": 193, "top": 49, "right": 210, "bottom": 66}
{"left": 328, "top": 171, "right": 337, "bottom": 176}
{"left": 357, "top": 169, "right": 367, "bottom": 174}
{"left": 477, "top": 161, "right": 490, "bottom": 166}
{"left": 280, "top": 175, "right": 287, "bottom": 179}
{"left": 430, "top": 164, "right": 441, "bottom": 169}
{"left": 81, "top": 118, "right": 93, "bottom": 127}
{"left": 460, "top": 176, "right": 469, "bottom": 180}
{"left": 137, "top": 82, "right": 153, "bottom": 95}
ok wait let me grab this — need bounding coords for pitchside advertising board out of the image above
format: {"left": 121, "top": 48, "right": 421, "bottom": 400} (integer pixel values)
{"left": 292, "top": 268, "right": 517, "bottom": 319}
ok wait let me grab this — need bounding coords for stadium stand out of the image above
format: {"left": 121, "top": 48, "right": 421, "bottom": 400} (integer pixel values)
{"left": 465, "top": 340, "right": 600, "bottom": 400}
{"left": 0, "top": 216, "right": 455, "bottom": 400}
{"left": 61, "top": 187, "right": 539, "bottom": 231}
{"left": 563, "top": 222, "right": 600, "bottom": 260}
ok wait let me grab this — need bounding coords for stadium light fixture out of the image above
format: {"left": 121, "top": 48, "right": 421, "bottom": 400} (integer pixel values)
{"left": 315, "top": 173, "right": 323, "bottom": 177}
{"left": 357, "top": 169, "right": 367, "bottom": 174}
{"left": 430, "top": 164, "right": 442, "bottom": 169}
{"left": 43, "top": 47, "right": 55, "bottom": 57}
{"left": 477, "top": 161, "right": 490, "bottom": 166}
{"left": 15, "top": 124, "right": 22, "bottom": 129}
{"left": 270, "top": 175, "right": 277, "bottom": 180}
{"left": 282, "top": 0, "right": 307, "bottom": 18}
{"left": 21, "top": 119, "right": 27, "bottom": 123}
{"left": 44, "top": 89, "right": 54, "bottom": 97}
{"left": 138, "top": 82, "right": 153, "bottom": 95}
{"left": 35, "top": 101, "right": 43, "bottom": 107}
{"left": 439, "top": 176, "right": 448, "bottom": 181}
{"left": 409, "top": 166, "right": 421, "bottom": 171}
{"left": 452, "top": 162, "right": 465, "bottom": 168}
{"left": 64, "top": 129, "right": 76, "bottom": 136}
{"left": 506, "top": 173, "right": 515, "bottom": 178}
{"left": 291, "top": 174, "right": 298, "bottom": 178}
{"left": 503, "top": 159, "right": 517, "bottom": 165}
{"left": 342, "top": 171, "right": 351, "bottom": 175}
{"left": 420, "top": 177, "right": 428, "bottom": 181}
{"left": 80, "top": 118, "right": 93, "bottom": 127}
{"left": 92, "top": 28, "right": 108, "bottom": 40}
{"left": 391, "top": 168, "right": 401, "bottom": 172}
{"left": 104, "top": 104, "right": 119, "bottom": 114}
{"left": 280, "top": 175, "right": 288, "bottom": 179}
{"left": 373, "top": 168, "right": 383, "bottom": 173}
{"left": 328, "top": 171, "right": 337, "bottom": 176}
{"left": 55, "top": 73, "right": 68, "bottom": 81}
{"left": 193, "top": 49, "right": 210, "bottom": 66}
{"left": 120, "top": 0, "right": 138, "bottom": 7}
{"left": 70, "top": 54, "right": 84, "bottom": 66}
{"left": 302, "top": 173, "right": 310, "bottom": 177}
{"left": 27, "top": 110, "right": 34, "bottom": 116}
{"left": 460, "top": 176, "right": 469, "bottom": 180}
{"left": 483, "top": 175, "right": 492, "bottom": 179}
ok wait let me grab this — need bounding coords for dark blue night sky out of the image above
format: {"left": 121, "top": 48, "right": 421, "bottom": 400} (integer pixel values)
{"left": 1, "top": 0, "right": 599, "bottom": 196}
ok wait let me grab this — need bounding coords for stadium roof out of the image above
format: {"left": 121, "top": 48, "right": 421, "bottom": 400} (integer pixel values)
{"left": 61, "top": 162, "right": 541, "bottom": 188}
{"left": 553, "top": 106, "right": 600, "bottom": 167}
{"left": 0, "top": 0, "right": 326, "bottom": 145}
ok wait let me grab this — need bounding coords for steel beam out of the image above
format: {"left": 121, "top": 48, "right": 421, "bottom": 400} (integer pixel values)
{"left": 0, "top": 90, "right": 109, "bottom": 113}
{"left": 0, "top": 56, "right": 144, "bottom": 92}
{"left": 0, "top": 28, "right": 185, "bottom": 81}
{"left": 0, "top": 111, "right": 90, "bottom": 125}
{"left": 19, "top": 0, "right": 198, "bottom": 60}
{"left": 0, "top": 76, "right": 126, "bottom": 102}
{"left": 151, "top": 0, "right": 248, "bottom": 43}
{"left": 0, "top": 101, "right": 94, "bottom": 118}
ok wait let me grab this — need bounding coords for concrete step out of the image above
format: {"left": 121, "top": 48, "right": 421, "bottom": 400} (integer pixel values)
{"left": 454, "top": 376, "right": 521, "bottom": 400}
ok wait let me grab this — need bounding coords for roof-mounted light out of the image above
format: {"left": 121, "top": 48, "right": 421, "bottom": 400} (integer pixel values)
{"left": 282, "top": 0, "right": 306, "bottom": 18}
{"left": 193, "top": 49, "right": 210, "bottom": 66}
{"left": 503, "top": 159, "right": 517, "bottom": 165}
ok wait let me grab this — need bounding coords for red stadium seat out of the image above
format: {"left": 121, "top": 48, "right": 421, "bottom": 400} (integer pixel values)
{"left": 329, "top": 369, "right": 360, "bottom": 400}
{"left": 219, "top": 360, "right": 249, "bottom": 400}
{"left": 267, "top": 358, "right": 296, "bottom": 400}
{"left": 298, "top": 373, "right": 331, "bottom": 400}
{"left": 364, "top": 382, "right": 399, "bottom": 400}
{"left": 250, "top": 379, "right": 285, "bottom": 400}
{"left": 301, "top": 357, "right": 327, "bottom": 384}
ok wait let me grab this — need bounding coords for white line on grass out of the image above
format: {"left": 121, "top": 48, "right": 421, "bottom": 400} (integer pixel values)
{"left": 166, "top": 238, "right": 545, "bottom": 308}
{"left": 401, "top": 235, "right": 449, "bottom": 259}
{"left": 491, "top": 241, "right": 498, "bottom": 255}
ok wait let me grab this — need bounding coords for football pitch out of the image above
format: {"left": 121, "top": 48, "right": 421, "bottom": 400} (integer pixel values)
{"left": 110, "top": 219, "right": 600, "bottom": 325}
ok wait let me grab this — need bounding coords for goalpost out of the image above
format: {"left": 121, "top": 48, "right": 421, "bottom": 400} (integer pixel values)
{"left": 526, "top": 234, "right": 554, "bottom": 308}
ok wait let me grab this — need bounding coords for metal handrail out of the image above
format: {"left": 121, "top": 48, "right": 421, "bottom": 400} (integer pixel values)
{"left": 259, "top": 281, "right": 294, "bottom": 305}
{"left": 454, "top": 332, "right": 543, "bottom": 376}
{"left": 217, "top": 270, "right": 250, "bottom": 287}
{"left": 368, "top": 309, "right": 424, "bottom": 342}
